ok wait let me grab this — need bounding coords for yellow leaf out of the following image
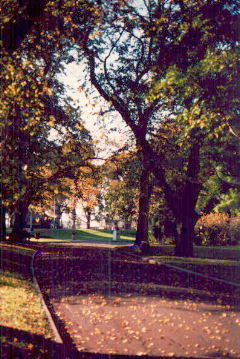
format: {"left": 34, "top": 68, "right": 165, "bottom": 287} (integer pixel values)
{"left": 28, "top": 343, "right": 34, "bottom": 350}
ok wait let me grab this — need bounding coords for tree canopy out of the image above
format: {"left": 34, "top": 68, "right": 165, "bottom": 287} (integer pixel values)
{"left": 1, "top": 0, "right": 239, "bottom": 255}
{"left": 66, "top": 0, "right": 239, "bottom": 255}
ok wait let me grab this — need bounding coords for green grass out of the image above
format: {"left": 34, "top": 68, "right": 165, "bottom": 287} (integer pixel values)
{"left": 149, "top": 244, "right": 240, "bottom": 260}
{"left": 29, "top": 228, "right": 135, "bottom": 243}
{"left": 0, "top": 270, "right": 52, "bottom": 337}
{"left": 149, "top": 255, "right": 240, "bottom": 266}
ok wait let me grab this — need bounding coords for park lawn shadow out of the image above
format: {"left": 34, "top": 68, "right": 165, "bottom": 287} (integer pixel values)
{"left": 36, "top": 246, "right": 240, "bottom": 307}
{"left": 0, "top": 325, "right": 77, "bottom": 359}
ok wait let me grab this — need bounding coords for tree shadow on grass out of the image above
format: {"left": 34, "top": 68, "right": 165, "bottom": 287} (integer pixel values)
{"left": 0, "top": 325, "right": 77, "bottom": 359}
{"left": 36, "top": 247, "right": 240, "bottom": 307}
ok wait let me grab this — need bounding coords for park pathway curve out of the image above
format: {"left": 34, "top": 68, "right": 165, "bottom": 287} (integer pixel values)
{"left": 32, "top": 243, "right": 240, "bottom": 359}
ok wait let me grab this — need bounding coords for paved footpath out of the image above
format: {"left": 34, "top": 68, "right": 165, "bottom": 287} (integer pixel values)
{"left": 33, "top": 243, "right": 240, "bottom": 359}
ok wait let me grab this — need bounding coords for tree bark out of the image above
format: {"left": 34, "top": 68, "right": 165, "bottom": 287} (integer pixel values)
{"left": 86, "top": 211, "right": 91, "bottom": 229}
{"left": 174, "top": 143, "right": 202, "bottom": 257}
{"left": 151, "top": 141, "right": 202, "bottom": 257}
{"left": 10, "top": 200, "right": 29, "bottom": 241}
{"left": 84, "top": 207, "right": 91, "bottom": 229}
{"left": 71, "top": 207, "right": 76, "bottom": 230}
{"left": 135, "top": 152, "right": 152, "bottom": 245}
{"left": 0, "top": 201, "right": 6, "bottom": 241}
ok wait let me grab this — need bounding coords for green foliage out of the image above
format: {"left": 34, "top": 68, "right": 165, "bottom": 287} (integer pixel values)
{"left": 214, "top": 188, "right": 240, "bottom": 216}
{"left": 101, "top": 151, "right": 139, "bottom": 225}
{"left": 0, "top": 39, "right": 95, "bottom": 228}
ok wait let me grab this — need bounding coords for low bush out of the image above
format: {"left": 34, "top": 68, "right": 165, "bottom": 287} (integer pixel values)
{"left": 229, "top": 217, "right": 240, "bottom": 244}
{"left": 195, "top": 213, "right": 240, "bottom": 246}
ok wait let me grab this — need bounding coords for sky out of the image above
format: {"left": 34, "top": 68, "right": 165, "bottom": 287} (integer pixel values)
{"left": 58, "top": 61, "right": 132, "bottom": 159}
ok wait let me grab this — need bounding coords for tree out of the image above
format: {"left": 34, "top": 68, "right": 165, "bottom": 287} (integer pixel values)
{"left": 0, "top": 0, "right": 98, "bottom": 239}
{"left": 0, "top": 0, "right": 48, "bottom": 52}
{"left": 68, "top": 0, "right": 239, "bottom": 255}
{"left": 72, "top": 168, "right": 101, "bottom": 229}
{"left": 101, "top": 151, "right": 139, "bottom": 229}
{"left": 0, "top": 51, "right": 94, "bottom": 239}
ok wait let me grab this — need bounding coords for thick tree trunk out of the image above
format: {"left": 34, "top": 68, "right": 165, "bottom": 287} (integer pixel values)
{"left": 10, "top": 200, "right": 29, "bottom": 241}
{"left": 152, "top": 141, "right": 202, "bottom": 257}
{"left": 174, "top": 143, "right": 202, "bottom": 257}
{"left": 174, "top": 212, "right": 198, "bottom": 257}
{"left": 0, "top": 201, "right": 6, "bottom": 241}
{"left": 135, "top": 154, "right": 152, "bottom": 245}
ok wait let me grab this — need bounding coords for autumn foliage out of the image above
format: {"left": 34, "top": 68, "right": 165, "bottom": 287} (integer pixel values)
{"left": 195, "top": 213, "right": 240, "bottom": 246}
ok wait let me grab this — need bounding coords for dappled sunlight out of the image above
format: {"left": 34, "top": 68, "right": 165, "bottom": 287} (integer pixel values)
{"left": 28, "top": 228, "right": 135, "bottom": 243}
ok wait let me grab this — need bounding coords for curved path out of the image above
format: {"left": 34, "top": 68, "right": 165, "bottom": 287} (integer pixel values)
{"left": 35, "top": 244, "right": 240, "bottom": 359}
{"left": 1, "top": 242, "right": 240, "bottom": 358}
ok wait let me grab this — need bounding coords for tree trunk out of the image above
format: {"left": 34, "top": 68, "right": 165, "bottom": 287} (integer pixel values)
{"left": 0, "top": 201, "right": 6, "bottom": 241}
{"left": 135, "top": 153, "right": 152, "bottom": 245}
{"left": 174, "top": 212, "right": 198, "bottom": 257}
{"left": 86, "top": 211, "right": 91, "bottom": 229}
{"left": 84, "top": 207, "right": 91, "bottom": 229}
{"left": 174, "top": 143, "right": 202, "bottom": 257}
{"left": 55, "top": 203, "right": 62, "bottom": 229}
{"left": 71, "top": 207, "right": 76, "bottom": 230}
{"left": 10, "top": 200, "right": 29, "bottom": 241}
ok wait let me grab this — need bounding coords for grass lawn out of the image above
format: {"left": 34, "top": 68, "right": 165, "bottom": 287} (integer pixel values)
{"left": 148, "top": 255, "right": 240, "bottom": 266}
{"left": 147, "top": 255, "right": 240, "bottom": 284}
{"left": 0, "top": 270, "right": 52, "bottom": 358}
{"left": 149, "top": 244, "right": 240, "bottom": 260}
{"left": 28, "top": 228, "right": 135, "bottom": 243}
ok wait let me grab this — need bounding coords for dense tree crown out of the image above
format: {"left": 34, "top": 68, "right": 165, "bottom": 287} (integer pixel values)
{"left": 0, "top": 0, "right": 239, "bottom": 255}
{"left": 67, "top": 0, "right": 239, "bottom": 255}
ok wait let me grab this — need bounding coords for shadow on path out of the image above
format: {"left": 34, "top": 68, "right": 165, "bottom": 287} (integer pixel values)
{"left": 2, "top": 325, "right": 223, "bottom": 359}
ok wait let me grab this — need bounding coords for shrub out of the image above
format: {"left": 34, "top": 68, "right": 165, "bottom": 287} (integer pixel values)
{"left": 229, "top": 217, "right": 240, "bottom": 244}
{"left": 195, "top": 213, "right": 231, "bottom": 246}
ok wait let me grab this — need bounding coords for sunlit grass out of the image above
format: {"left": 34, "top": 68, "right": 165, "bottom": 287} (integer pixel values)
{"left": 29, "top": 228, "right": 135, "bottom": 243}
{"left": 0, "top": 270, "right": 52, "bottom": 338}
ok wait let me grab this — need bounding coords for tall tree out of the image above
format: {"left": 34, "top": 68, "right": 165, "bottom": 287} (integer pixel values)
{"left": 69, "top": 0, "right": 239, "bottom": 255}
{"left": 0, "top": 51, "right": 94, "bottom": 239}
{"left": 0, "top": 0, "right": 98, "bottom": 239}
